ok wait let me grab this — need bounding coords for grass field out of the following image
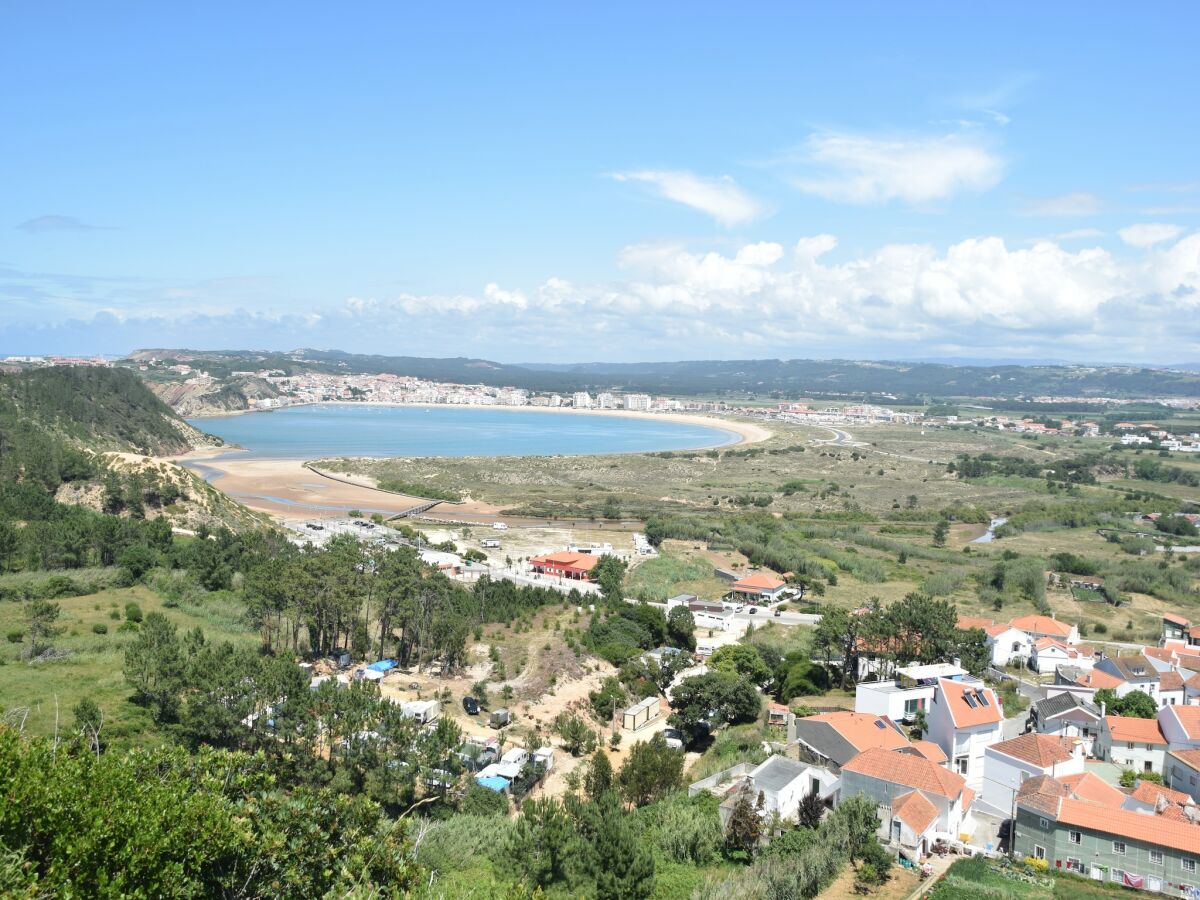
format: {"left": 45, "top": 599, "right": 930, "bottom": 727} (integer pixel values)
{"left": 0, "top": 585, "right": 255, "bottom": 747}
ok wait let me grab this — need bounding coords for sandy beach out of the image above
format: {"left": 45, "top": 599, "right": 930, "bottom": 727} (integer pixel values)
{"left": 172, "top": 407, "right": 771, "bottom": 522}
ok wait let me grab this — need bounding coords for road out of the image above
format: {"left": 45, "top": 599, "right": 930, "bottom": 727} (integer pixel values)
{"left": 814, "top": 427, "right": 863, "bottom": 447}
{"left": 733, "top": 610, "right": 821, "bottom": 627}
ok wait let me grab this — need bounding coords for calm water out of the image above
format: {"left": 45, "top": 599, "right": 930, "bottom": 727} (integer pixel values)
{"left": 189, "top": 404, "right": 739, "bottom": 458}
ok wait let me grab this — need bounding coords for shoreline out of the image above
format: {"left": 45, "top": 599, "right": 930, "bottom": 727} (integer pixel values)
{"left": 168, "top": 405, "right": 771, "bottom": 524}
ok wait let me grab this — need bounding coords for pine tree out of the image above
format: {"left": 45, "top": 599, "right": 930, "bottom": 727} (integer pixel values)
{"left": 585, "top": 748, "right": 613, "bottom": 800}
{"left": 584, "top": 793, "right": 654, "bottom": 899}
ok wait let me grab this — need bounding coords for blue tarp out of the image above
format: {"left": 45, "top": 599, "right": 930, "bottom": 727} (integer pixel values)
{"left": 366, "top": 659, "right": 398, "bottom": 672}
{"left": 475, "top": 776, "right": 510, "bottom": 793}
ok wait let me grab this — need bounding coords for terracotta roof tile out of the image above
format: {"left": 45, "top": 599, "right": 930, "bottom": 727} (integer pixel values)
{"left": 892, "top": 790, "right": 938, "bottom": 835}
{"left": 1016, "top": 774, "right": 1070, "bottom": 816}
{"left": 1074, "top": 669, "right": 1124, "bottom": 690}
{"left": 1170, "top": 749, "right": 1200, "bottom": 771}
{"left": 842, "top": 747, "right": 967, "bottom": 800}
{"left": 936, "top": 679, "right": 1002, "bottom": 728}
{"left": 732, "top": 572, "right": 785, "bottom": 591}
{"left": 956, "top": 616, "right": 995, "bottom": 631}
{"left": 1164, "top": 613, "right": 1192, "bottom": 627}
{"left": 989, "top": 733, "right": 1078, "bottom": 768}
{"left": 1010, "top": 615, "right": 1073, "bottom": 639}
{"left": 804, "top": 711, "right": 910, "bottom": 753}
{"left": 1056, "top": 798, "right": 1200, "bottom": 855}
{"left": 1129, "top": 779, "right": 1194, "bottom": 807}
{"left": 909, "top": 740, "right": 948, "bottom": 764}
{"left": 1160, "top": 671, "right": 1185, "bottom": 692}
{"left": 1105, "top": 715, "right": 1167, "bottom": 745}
{"left": 1164, "top": 704, "right": 1200, "bottom": 740}
{"left": 1058, "top": 772, "right": 1125, "bottom": 808}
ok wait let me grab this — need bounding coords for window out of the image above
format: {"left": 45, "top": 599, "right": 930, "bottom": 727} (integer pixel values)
{"left": 1192, "top": 775, "right": 1197, "bottom": 786}
{"left": 1034, "top": 845, "right": 1046, "bottom": 860}
{"left": 1150, "top": 850, "right": 1163, "bottom": 865}
{"left": 1066, "top": 858, "right": 1083, "bottom": 872}
{"left": 1069, "top": 831, "right": 1082, "bottom": 845}
{"left": 1111, "top": 868, "right": 1125, "bottom": 883}
{"left": 1039, "top": 817, "right": 1049, "bottom": 829}
{"left": 1185, "top": 859, "right": 1197, "bottom": 873}
{"left": 1128, "top": 742, "right": 1135, "bottom": 750}
{"left": 955, "top": 757, "right": 968, "bottom": 775}
{"left": 1113, "top": 841, "right": 1127, "bottom": 855}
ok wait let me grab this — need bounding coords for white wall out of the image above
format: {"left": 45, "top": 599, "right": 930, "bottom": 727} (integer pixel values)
{"left": 1096, "top": 730, "right": 1166, "bottom": 774}
{"left": 980, "top": 748, "right": 1084, "bottom": 817}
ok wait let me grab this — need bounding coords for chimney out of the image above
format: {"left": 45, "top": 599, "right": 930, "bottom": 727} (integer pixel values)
{"left": 1100, "top": 699, "right": 1107, "bottom": 718}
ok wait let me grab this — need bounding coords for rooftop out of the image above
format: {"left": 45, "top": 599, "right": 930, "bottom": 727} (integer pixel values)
{"left": 1055, "top": 798, "right": 1200, "bottom": 856}
{"left": 1163, "top": 704, "right": 1200, "bottom": 740}
{"left": 842, "top": 747, "right": 967, "bottom": 800}
{"left": 1035, "top": 692, "right": 1100, "bottom": 721}
{"left": 1105, "top": 715, "right": 1167, "bottom": 745}
{"left": 989, "top": 733, "right": 1079, "bottom": 768}
{"left": 750, "top": 755, "right": 811, "bottom": 793}
{"left": 1010, "top": 614, "right": 1074, "bottom": 639}
{"left": 892, "top": 790, "right": 939, "bottom": 835}
{"left": 936, "top": 679, "right": 1002, "bottom": 728}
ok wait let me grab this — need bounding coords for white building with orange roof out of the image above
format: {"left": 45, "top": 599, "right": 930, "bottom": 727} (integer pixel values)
{"left": 840, "top": 747, "right": 976, "bottom": 859}
{"left": 1096, "top": 715, "right": 1168, "bottom": 774}
{"left": 1160, "top": 704, "right": 1200, "bottom": 750}
{"left": 980, "top": 733, "right": 1085, "bottom": 816}
{"left": 926, "top": 679, "right": 1004, "bottom": 789}
{"left": 1029, "top": 637, "right": 1094, "bottom": 675}
{"left": 1009, "top": 613, "right": 1079, "bottom": 645}
{"left": 727, "top": 571, "right": 788, "bottom": 603}
{"left": 788, "top": 710, "right": 911, "bottom": 770}
{"left": 1167, "top": 749, "right": 1200, "bottom": 804}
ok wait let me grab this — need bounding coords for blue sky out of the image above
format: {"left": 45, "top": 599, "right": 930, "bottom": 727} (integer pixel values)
{"left": 3, "top": 3, "right": 1199, "bottom": 363}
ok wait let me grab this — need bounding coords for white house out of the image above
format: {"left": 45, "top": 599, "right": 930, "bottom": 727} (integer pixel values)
{"left": 1095, "top": 715, "right": 1168, "bottom": 774}
{"left": 1009, "top": 614, "right": 1079, "bottom": 646}
{"left": 979, "top": 733, "right": 1085, "bottom": 816}
{"left": 840, "top": 747, "right": 975, "bottom": 860}
{"left": 985, "top": 624, "right": 1033, "bottom": 667}
{"left": 1159, "top": 704, "right": 1200, "bottom": 749}
{"left": 1031, "top": 692, "right": 1103, "bottom": 757}
{"left": 1029, "top": 638, "right": 1095, "bottom": 675}
{"left": 689, "top": 754, "right": 838, "bottom": 827}
{"left": 925, "top": 679, "right": 1003, "bottom": 790}
{"left": 1166, "top": 749, "right": 1200, "bottom": 804}
{"left": 854, "top": 662, "right": 971, "bottom": 724}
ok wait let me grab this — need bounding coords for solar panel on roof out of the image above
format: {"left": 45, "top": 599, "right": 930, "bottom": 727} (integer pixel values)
{"left": 874, "top": 719, "right": 887, "bottom": 729}
{"left": 976, "top": 690, "right": 989, "bottom": 706}
{"left": 964, "top": 692, "right": 978, "bottom": 708}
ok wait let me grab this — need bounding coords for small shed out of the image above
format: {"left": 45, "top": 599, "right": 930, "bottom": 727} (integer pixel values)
{"left": 622, "top": 696, "right": 662, "bottom": 732}
{"left": 489, "top": 708, "right": 511, "bottom": 728}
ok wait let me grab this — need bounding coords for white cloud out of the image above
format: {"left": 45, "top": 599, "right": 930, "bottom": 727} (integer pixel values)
{"left": 1020, "top": 192, "right": 1103, "bottom": 217}
{"left": 1119, "top": 223, "right": 1184, "bottom": 247}
{"left": 609, "top": 170, "right": 763, "bottom": 226}
{"left": 786, "top": 132, "right": 1003, "bottom": 204}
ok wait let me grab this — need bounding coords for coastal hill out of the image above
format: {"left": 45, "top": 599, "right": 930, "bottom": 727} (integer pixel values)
{"left": 124, "top": 348, "right": 1200, "bottom": 400}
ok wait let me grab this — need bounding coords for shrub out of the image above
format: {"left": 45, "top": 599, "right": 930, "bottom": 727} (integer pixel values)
{"left": 91, "top": 623, "right": 108, "bottom": 635}
{"left": 124, "top": 602, "right": 143, "bottom": 623}
{"left": 6, "top": 630, "right": 22, "bottom": 644}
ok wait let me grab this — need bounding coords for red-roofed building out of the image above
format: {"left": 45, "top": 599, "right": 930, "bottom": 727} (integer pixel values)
{"left": 1009, "top": 614, "right": 1079, "bottom": 645}
{"left": 529, "top": 551, "right": 600, "bottom": 580}
{"left": 1058, "top": 771, "right": 1126, "bottom": 808}
{"left": 926, "top": 679, "right": 1003, "bottom": 790}
{"left": 980, "top": 734, "right": 1085, "bottom": 815}
{"left": 1160, "top": 704, "right": 1200, "bottom": 750}
{"left": 1167, "top": 749, "right": 1200, "bottom": 805}
{"left": 840, "top": 747, "right": 974, "bottom": 858}
{"left": 1124, "top": 778, "right": 1195, "bottom": 814}
{"left": 1030, "top": 637, "right": 1095, "bottom": 675}
{"left": 1163, "top": 612, "right": 1192, "bottom": 643}
{"left": 728, "top": 572, "right": 787, "bottom": 602}
{"left": 1097, "top": 715, "right": 1168, "bottom": 775}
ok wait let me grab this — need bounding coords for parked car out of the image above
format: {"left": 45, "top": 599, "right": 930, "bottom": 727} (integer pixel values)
{"left": 462, "top": 696, "right": 480, "bottom": 715}
{"left": 774, "top": 609, "right": 782, "bottom": 617}
{"left": 748, "top": 607, "right": 757, "bottom": 615}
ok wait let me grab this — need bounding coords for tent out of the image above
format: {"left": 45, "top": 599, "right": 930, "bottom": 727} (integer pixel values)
{"left": 366, "top": 659, "right": 398, "bottom": 673}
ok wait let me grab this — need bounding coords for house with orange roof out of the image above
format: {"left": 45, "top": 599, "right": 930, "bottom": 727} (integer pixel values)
{"left": 980, "top": 733, "right": 1085, "bottom": 816}
{"left": 901, "top": 740, "right": 949, "bottom": 765}
{"left": 528, "top": 551, "right": 599, "bottom": 581}
{"left": 1096, "top": 715, "right": 1168, "bottom": 774}
{"left": 728, "top": 571, "right": 788, "bottom": 603}
{"left": 1016, "top": 785, "right": 1200, "bottom": 888}
{"left": 957, "top": 618, "right": 1033, "bottom": 667}
{"left": 1123, "top": 778, "right": 1195, "bottom": 815}
{"left": 1009, "top": 614, "right": 1079, "bottom": 645}
{"left": 1054, "top": 665, "right": 1125, "bottom": 699}
{"left": 1095, "top": 653, "right": 1161, "bottom": 701}
{"left": 1163, "top": 611, "right": 1192, "bottom": 643}
{"left": 1167, "top": 749, "right": 1200, "bottom": 804}
{"left": 788, "top": 710, "right": 910, "bottom": 770}
{"left": 1030, "top": 637, "right": 1095, "bottom": 675}
{"left": 925, "top": 679, "right": 1003, "bottom": 790}
{"left": 1057, "top": 771, "right": 1126, "bottom": 808}
{"left": 1160, "top": 704, "right": 1200, "bottom": 750}
{"left": 840, "top": 747, "right": 975, "bottom": 860}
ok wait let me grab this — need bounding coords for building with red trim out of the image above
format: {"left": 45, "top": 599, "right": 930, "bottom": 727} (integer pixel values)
{"left": 529, "top": 551, "right": 600, "bottom": 580}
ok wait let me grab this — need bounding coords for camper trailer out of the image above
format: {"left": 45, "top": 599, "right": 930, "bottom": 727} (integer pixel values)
{"left": 489, "top": 708, "right": 511, "bottom": 728}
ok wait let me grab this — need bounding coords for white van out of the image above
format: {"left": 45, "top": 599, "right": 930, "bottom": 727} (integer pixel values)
{"left": 492, "top": 522, "right": 508, "bottom": 530}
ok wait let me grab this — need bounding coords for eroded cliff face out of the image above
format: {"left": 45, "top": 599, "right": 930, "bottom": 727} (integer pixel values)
{"left": 148, "top": 376, "right": 283, "bottom": 417}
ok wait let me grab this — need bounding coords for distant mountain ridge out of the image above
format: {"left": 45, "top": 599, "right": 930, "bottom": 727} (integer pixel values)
{"left": 125, "top": 349, "right": 1200, "bottom": 399}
